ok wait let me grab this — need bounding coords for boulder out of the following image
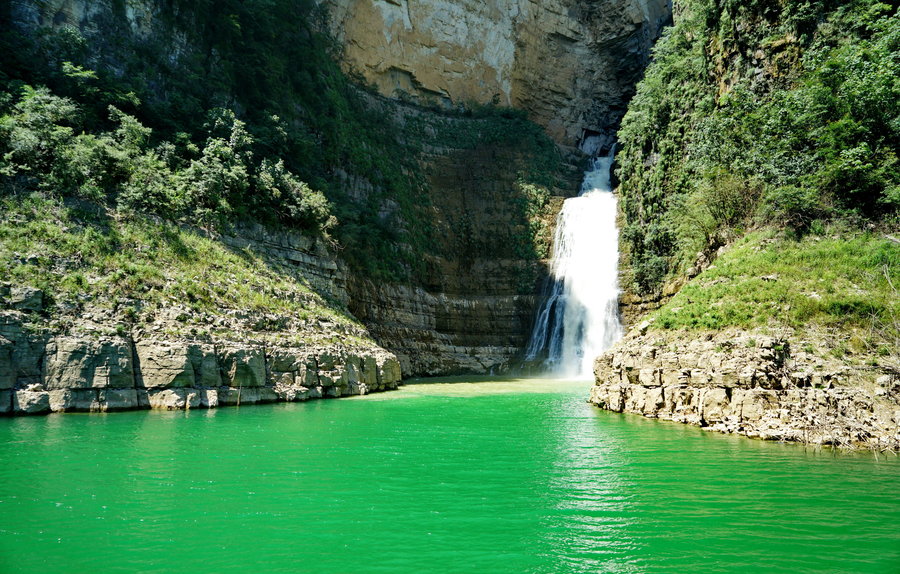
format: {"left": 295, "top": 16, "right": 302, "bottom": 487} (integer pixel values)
{"left": 14, "top": 389, "right": 50, "bottom": 414}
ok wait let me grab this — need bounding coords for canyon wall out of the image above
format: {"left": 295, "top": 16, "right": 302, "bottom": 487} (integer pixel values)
{"left": 326, "top": 0, "right": 671, "bottom": 145}
{"left": 322, "top": 0, "right": 673, "bottom": 373}
{"left": 348, "top": 133, "right": 574, "bottom": 375}
{"left": 5, "top": 0, "right": 671, "bottom": 381}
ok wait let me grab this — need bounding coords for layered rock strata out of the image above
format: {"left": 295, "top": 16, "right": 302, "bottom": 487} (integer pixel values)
{"left": 590, "top": 328, "right": 900, "bottom": 449}
{"left": 1, "top": 310, "right": 401, "bottom": 416}
{"left": 347, "top": 130, "right": 581, "bottom": 376}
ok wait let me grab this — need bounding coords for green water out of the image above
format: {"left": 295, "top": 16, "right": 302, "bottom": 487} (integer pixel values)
{"left": 1, "top": 378, "right": 899, "bottom": 573}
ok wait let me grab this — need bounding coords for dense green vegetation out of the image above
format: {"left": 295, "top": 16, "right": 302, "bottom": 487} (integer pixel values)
{"left": 617, "top": 0, "right": 899, "bottom": 293}
{"left": 0, "top": 0, "right": 562, "bottom": 283}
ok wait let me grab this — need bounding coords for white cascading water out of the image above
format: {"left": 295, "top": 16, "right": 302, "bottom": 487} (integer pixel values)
{"left": 525, "top": 150, "right": 624, "bottom": 379}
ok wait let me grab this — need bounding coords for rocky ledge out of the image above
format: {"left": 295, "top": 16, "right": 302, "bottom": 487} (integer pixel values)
{"left": 590, "top": 326, "right": 900, "bottom": 450}
{"left": 1, "top": 309, "right": 402, "bottom": 417}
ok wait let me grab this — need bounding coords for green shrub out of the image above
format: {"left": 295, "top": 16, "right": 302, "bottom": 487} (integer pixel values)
{"left": 616, "top": 0, "right": 899, "bottom": 294}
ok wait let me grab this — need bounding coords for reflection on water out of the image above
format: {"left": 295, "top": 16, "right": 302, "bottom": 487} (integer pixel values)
{"left": 1, "top": 379, "right": 899, "bottom": 574}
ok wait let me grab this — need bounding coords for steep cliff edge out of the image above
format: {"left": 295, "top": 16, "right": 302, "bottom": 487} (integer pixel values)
{"left": 327, "top": 0, "right": 671, "bottom": 146}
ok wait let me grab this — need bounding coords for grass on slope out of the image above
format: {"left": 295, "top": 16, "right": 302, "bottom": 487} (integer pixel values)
{"left": 652, "top": 228, "right": 899, "bottom": 357}
{"left": 0, "top": 192, "right": 367, "bottom": 342}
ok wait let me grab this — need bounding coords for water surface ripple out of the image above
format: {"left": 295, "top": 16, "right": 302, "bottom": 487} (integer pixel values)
{"left": 1, "top": 378, "right": 898, "bottom": 573}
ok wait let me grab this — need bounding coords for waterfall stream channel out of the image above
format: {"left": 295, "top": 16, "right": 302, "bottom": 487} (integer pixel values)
{"left": 526, "top": 151, "right": 624, "bottom": 378}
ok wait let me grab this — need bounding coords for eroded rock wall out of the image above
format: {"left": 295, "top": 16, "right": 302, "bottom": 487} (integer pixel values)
{"left": 348, "top": 135, "right": 578, "bottom": 376}
{"left": 326, "top": 0, "right": 672, "bottom": 145}
{"left": 590, "top": 328, "right": 900, "bottom": 449}
{"left": 1, "top": 310, "right": 401, "bottom": 417}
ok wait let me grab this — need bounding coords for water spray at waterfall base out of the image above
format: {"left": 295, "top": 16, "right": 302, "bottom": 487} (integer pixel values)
{"left": 526, "top": 151, "right": 623, "bottom": 379}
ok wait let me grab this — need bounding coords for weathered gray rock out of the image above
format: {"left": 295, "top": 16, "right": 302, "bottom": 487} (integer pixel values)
{"left": 100, "top": 389, "right": 139, "bottom": 411}
{"left": 49, "top": 389, "right": 99, "bottom": 412}
{"left": 14, "top": 389, "right": 50, "bottom": 414}
{"left": 44, "top": 337, "right": 134, "bottom": 389}
{"left": 0, "top": 336, "right": 13, "bottom": 390}
{"left": 135, "top": 341, "right": 194, "bottom": 388}
{"left": 219, "top": 387, "right": 262, "bottom": 406}
{"left": 147, "top": 389, "right": 201, "bottom": 410}
{"left": 377, "top": 356, "right": 402, "bottom": 389}
{"left": 700, "top": 388, "right": 730, "bottom": 424}
{"left": 258, "top": 387, "right": 279, "bottom": 403}
{"left": 219, "top": 347, "right": 266, "bottom": 388}
{"left": 1, "top": 299, "right": 403, "bottom": 416}
{"left": 9, "top": 287, "right": 43, "bottom": 312}
{"left": 200, "top": 389, "right": 218, "bottom": 408}
{"left": 591, "top": 329, "right": 900, "bottom": 449}
{"left": 361, "top": 356, "right": 379, "bottom": 386}
{"left": 1, "top": 316, "right": 46, "bottom": 387}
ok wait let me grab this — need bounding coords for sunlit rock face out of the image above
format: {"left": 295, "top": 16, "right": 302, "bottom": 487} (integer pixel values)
{"left": 326, "top": 0, "right": 672, "bottom": 145}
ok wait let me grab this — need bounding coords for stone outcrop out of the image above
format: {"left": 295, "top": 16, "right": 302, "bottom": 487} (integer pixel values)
{"left": 0, "top": 216, "right": 403, "bottom": 417}
{"left": 591, "top": 328, "right": 900, "bottom": 449}
{"left": 327, "top": 0, "right": 672, "bottom": 146}
{"left": 0, "top": 311, "right": 401, "bottom": 416}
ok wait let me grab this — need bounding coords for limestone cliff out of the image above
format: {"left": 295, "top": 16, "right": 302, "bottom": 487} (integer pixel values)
{"left": 346, "top": 104, "right": 581, "bottom": 376}
{"left": 591, "top": 327, "right": 900, "bottom": 449}
{"left": 326, "top": 0, "right": 671, "bottom": 145}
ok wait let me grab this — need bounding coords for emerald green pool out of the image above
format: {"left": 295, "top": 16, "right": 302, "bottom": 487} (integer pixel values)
{"left": 1, "top": 378, "right": 899, "bottom": 573}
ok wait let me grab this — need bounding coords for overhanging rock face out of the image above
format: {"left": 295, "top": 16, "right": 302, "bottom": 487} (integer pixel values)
{"left": 326, "top": 0, "right": 672, "bottom": 146}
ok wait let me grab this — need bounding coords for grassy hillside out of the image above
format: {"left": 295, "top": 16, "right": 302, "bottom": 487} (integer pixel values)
{"left": 652, "top": 228, "right": 899, "bottom": 358}
{"left": 616, "top": 0, "right": 899, "bottom": 294}
{"left": 0, "top": 192, "right": 373, "bottom": 347}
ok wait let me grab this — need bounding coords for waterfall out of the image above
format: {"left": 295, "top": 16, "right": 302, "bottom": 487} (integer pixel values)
{"left": 525, "top": 151, "right": 624, "bottom": 379}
